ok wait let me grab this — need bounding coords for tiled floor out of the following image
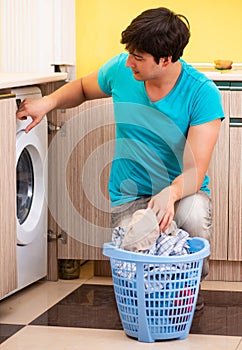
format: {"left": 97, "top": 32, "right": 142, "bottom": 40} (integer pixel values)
{"left": 0, "top": 261, "right": 242, "bottom": 350}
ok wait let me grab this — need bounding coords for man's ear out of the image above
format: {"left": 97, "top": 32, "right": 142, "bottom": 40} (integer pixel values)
{"left": 160, "top": 56, "right": 172, "bottom": 66}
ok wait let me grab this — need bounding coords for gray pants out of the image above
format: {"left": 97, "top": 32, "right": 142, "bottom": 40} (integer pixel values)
{"left": 111, "top": 191, "right": 212, "bottom": 280}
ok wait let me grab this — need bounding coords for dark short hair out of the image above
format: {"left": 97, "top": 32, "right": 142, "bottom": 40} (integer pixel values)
{"left": 121, "top": 7, "right": 190, "bottom": 63}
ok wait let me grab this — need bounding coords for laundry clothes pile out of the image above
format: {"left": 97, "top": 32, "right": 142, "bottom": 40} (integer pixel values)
{"left": 111, "top": 209, "right": 193, "bottom": 291}
{"left": 112, "top": 208, "right": 190, "bottom": 256}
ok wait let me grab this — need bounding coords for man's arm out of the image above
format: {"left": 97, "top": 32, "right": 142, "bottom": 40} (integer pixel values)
{"left": 148, "top": 118, "right": 222, "bottom": 231}
{"left": 16, "top": 71, "right": 110, "bottom": 133}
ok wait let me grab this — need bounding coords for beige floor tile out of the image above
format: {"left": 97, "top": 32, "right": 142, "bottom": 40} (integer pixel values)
{"left": 0, "top": 326, "right": 241, "bottom": 350}
{"left": 201, "top": 280, "right": 242, "bottom": 292}
{"left": 1, "top": 277, "right": 241, "bottom": 326}
{"left": 82, "top": 261, "right": 242, "bottom": 292}
{"left": 85, "top": 276, "right": 113, "bottom": 285}
{"left": 237, "top": 339, "right": 242, "bottom": 350}
{"left": 0, "top": 279, "right": 85, "bottom": 325}
{"left": 87, "top": 276, "right": 242, "bottom": 290}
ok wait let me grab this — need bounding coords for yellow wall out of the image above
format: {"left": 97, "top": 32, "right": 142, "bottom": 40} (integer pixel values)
{"left": 76, "top": 0, "right": 242, "bottom": 77}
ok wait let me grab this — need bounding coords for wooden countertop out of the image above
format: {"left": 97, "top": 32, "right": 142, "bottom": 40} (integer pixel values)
{"left": 0, "top": 72, "right": 67, "bottom": 89}
{"left": 192, "top": 64, "right": 242, "bottom": 81}
{"left": 1, "top": 66, "right": 242, "bottom": 93}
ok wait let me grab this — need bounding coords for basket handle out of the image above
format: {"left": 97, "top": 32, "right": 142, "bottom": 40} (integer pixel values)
{"left": 136, "top": 263, "right": 154, "bottom": 343}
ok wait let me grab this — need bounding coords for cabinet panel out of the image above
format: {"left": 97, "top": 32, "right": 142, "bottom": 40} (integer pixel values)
{"left": 41, "top": 82, "right": 64, "bottom": 280}
{"left": 228, "top": 128, "right": 242, "bottom": 260}
{"left": 45, "top": 85, "right": 240, "bottom": 278}
{"left": 50, "top": 98, "right": 115, "bottom": 260}
{"left": 55, "top": 92, "right": 232, "bottom": 262}
{"left": 208, "top": 90, "right": 230, "bottom": 260}
{"left": 228, "top": 88, "right": 242, "bottom": 260}
{"left": 0, "top": 97, "right": 17, "bottom": 298}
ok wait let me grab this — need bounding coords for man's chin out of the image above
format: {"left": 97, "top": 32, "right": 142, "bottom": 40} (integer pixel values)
{"left": 133, "top": 73, "right": 143, "bottom": 81}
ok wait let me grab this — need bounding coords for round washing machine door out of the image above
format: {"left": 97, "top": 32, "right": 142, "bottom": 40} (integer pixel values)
{"left": 16, "top": 129, "right": 47, "bottom": 245}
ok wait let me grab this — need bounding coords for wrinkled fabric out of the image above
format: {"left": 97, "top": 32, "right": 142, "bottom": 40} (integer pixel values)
{"left": 111, "top": 219, "right": 191, "bottom": 290}
{"left": 112, "top": 223, "right": 190, "bottom": 256}
{"left": 145, "top": 230, "right": 190, "bottom": 256}
{"left": 122, "top": 208, "right": 160, "bottom": 252}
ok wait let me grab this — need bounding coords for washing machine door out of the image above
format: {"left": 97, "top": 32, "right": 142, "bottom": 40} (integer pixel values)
{"left": 17, "top": 147, "right": 34, "bottom": 225}
{"left": 16, "top": 128, "right": 46, "bottom": 245}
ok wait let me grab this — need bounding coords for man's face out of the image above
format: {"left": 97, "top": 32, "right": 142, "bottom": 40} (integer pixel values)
{"left": 126, "top": 50, "right": 163, "bottom": 81}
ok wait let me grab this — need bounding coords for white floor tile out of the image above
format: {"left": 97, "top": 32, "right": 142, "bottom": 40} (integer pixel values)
{"left": 0, "top": 326, "right": 241, "bottom": 350}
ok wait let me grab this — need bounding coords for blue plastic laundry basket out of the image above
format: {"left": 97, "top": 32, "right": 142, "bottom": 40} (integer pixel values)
{"left": 103, "top": 237, "right": 210, "bottom": 343}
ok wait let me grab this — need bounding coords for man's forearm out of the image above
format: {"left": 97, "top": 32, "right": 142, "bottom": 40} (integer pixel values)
{"left": 44, "top": 79, "right": 86, "bottom": 111}
{"left": 170, "top": 167, "right": 200, "bottom": 203}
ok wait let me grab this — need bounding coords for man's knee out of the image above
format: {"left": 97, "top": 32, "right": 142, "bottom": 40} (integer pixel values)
{"left": 174, "top": 191, "right": 213, "bottom": 243}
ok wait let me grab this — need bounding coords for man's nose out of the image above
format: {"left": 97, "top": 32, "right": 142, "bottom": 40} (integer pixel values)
{"left": 126, "top": 54, "right": 135, "bottom": 67}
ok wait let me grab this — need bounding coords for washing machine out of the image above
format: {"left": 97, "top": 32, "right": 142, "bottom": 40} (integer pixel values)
{"left": 11, "top": 86, "right": 48, "bottom": 293}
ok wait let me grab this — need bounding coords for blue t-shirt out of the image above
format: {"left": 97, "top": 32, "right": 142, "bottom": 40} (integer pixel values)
{"left": 98, "top": 53, "right": 225, "bottom": 206}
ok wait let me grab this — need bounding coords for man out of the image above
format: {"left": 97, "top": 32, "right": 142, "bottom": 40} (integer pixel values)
{"left": 17, "top": 7, "right": 225, "bottom": 309}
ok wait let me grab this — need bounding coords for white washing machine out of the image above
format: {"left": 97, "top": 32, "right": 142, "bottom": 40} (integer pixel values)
{"left": 11, "top": 86, "right": 48, "bottom": 293}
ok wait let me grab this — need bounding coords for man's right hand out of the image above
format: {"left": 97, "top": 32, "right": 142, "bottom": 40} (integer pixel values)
{"left": 16, "top": 96, "right": 53, "bottom": 133}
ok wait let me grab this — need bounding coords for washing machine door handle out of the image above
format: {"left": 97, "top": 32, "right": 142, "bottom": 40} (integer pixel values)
{"left": 16, "top": 129, "right": 26, "bottom": 136}
{"left": 16, "top": 115, "right": 33, "bottom": 134}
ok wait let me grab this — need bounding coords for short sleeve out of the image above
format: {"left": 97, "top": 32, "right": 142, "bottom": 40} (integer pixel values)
{"left": 190, "top": 80, "right": 225, "bottom": 126}
{"left": 97, "top": 54, "right": 122, "bottom": 95}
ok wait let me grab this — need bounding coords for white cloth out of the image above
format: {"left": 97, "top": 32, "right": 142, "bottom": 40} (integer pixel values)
{"left": 112, "top": 209, "right": 190, "bottom": 256}
{"left": 111, "top": 216, "right": 191, "bottom": 291}
{"left": 121, "top": 208, "right": 160, "bottom": 252}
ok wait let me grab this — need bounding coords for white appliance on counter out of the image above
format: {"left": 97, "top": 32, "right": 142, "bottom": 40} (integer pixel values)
{"left": 11, "top": 86, "right": 48, "bottom": 294}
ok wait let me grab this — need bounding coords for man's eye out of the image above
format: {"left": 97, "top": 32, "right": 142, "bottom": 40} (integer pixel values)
{"left": 133, "top": 55, "right": 143, "bottom": 61}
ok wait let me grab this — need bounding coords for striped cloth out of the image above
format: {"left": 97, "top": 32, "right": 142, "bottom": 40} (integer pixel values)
{"left": 112, "top": 226, "right": 190, "bottom": 257}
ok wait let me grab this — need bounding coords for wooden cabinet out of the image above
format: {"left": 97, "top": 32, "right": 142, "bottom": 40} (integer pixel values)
{"left": 229, "top": 126, "right": 242, "bottom": 261}
{"left": 44, "top": 83, "right": 242, "bottom": 281}
{"left": 0, "top": 95, "right": 17, "bottom": 298}
{"left": 208, "top": 88, "right": 230, "bottom": 261}
{"left": 43, "top": 92, "right": 115, "bottom": 279}
{"left": 228, "top": 85, "right": 242, "bottom": 261}
{"left": 54, "top": 99, "right": 115, "bottom": 261}
{"left": 0, "top": 80, "right": 239, "bottom": 285}
{"left": 207, "top": 84, "right": 242, "bottom": 281}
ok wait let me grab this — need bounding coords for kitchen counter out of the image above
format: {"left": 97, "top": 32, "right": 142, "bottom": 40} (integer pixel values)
{"left": 0, "top": 72, "right": 67, "bottom": 90}
{"left": 192, "top": 63, "right": 242, "bottom": 81}
{"left": 1, "top": 67, "right": 242, "bottom": 91}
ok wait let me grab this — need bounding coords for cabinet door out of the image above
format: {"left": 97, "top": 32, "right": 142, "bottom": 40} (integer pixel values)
{"left": 0, "top": 0, "right": 75, "bottom": 75}
{"left": 41, "top": 82, "right": 63, "bottom": 280}
{"left": 50, "top": 98, "right": 115, "bottom": 260}
{"left": 208, "top": 89, "right": 230, "bottom": 260}
{"left": 55, "top": 93, "right": 232, "bottom": 262}
{"left": 228, "top": 88, "right": 242, "bottom": 261}
{"left": 0, "top": 96, "right": 17, "bottom": 298}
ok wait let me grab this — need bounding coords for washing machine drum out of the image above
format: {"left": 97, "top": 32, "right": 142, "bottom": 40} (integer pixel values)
{"left": 16, "top": 129, "right": 46, "bottom": 245}
{"left": 17, "top": 148, "right": 34, "bottom": 225}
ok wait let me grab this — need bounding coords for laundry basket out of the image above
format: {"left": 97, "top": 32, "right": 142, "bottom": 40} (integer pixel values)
{"left": 103, "top": 237, "right": 210, "bottom": 343}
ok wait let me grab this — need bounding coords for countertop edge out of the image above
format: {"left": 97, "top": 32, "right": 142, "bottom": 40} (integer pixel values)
{"left": 1, "top": 70, "right": 242, "bottom": 91}
{"left": 0, "top": 72, "right": 68, "bottom": 89}
{"left": 205, "top": 73, "right": 242, "bottom": 81}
